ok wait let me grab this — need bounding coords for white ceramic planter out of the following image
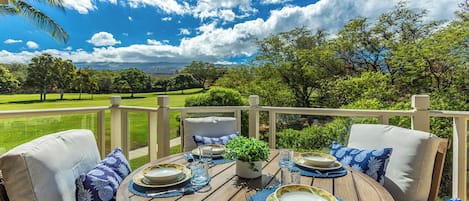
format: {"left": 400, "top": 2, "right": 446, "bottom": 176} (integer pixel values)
{"left": 236, "top": 160, "right": 262, "bottom": 179}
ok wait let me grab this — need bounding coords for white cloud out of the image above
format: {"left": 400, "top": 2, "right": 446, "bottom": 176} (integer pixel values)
{"left": 162, "top": 17, "right": 172, "bottom": 21}
{"left": 0, "top": 0, "right": 459, "bottom": 66}
{"left": 62, "top": 0, "right": 96, "bottom": 14}
{"left": 128, "top": 16, "right": 133, "bottom": 21}
{"left": 146, "top": 32, "right": 154, "bottom": 36}
{"left": 261, "top": 0, "right": 292, "bottom": 4}
{"left": 64, "top": 46, "right": 73, "bottom": 51}
{"left": 179, "top": 28, "right": 191, "bottom": 35}
{"left": 128, "top": 0, "right": 190, "bottom": 15}
{"left": 4, "top": 39, "right": 22, "bottom": 44}
{"left": 220, "top": 9, "right": 236, "bottom": 22}
{"left": 122, "top": 33, "right": 129, "bottom": 36}
{"left": 147, "top": 39, "right": 162, "bottom": 45}
{"left": 87, "top": 32, "right": 121, "bottom": 46}
{"left": 193, "top": 0, "right": 257, "bottom": 21}
{"left": 26, "top": 41, "right": 39, "bottom": 49}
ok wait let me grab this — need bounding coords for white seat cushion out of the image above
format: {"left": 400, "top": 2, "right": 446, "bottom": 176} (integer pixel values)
{"left": 0, "top": 129, "right": 100, "bottom": 201}
{"left": 347, "top": 124, "right": 443, "bottom": 201}
{"left": 183, "top": 116, "right": 237, "bottom": 152}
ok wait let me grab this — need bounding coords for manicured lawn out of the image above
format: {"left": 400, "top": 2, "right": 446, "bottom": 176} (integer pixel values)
{"left": 0, "top": 89, "right": 204, "bottom": 168}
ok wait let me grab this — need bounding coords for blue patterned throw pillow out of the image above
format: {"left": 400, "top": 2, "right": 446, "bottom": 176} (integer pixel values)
{"left": 76, "top": 163, "right": 122, "bottom": 201}
{"left": 330, "top": 141, "right": 392, "bottom": 185}
{"left": 193, "top": 132, "right": 240, "bottom": 146}
{"left": 101, "top": 147, "right": 131, "bottom": 179}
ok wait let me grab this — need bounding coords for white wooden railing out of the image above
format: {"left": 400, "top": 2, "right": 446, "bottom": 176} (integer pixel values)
{"left": 0, "top": 94, "right": 467, "bottom": 199}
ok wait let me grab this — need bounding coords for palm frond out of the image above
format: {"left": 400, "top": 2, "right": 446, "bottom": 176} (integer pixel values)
{"left": 0, "top": 5, "right": 17, "bottom": 15}
{"left": 16, "top": 1, "right": 68, "bottom": 43}
{"left": 30, "top": 0, "right": 65, "bottom": 11}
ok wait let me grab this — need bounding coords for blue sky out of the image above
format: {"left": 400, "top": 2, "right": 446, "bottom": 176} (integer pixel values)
{"left": 0, "top": 0, "right": 461, "bottom": 70}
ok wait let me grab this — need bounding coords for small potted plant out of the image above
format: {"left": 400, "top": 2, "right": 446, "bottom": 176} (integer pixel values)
{"left": 225, "top": 136, "right": 270, "bottom": 178}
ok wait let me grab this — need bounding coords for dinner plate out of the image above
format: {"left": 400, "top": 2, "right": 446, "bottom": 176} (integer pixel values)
{"left": 274, "top": 184, "right": 337, "bottom": 201}
{"left": 133, "top": 164, "right": 192, "bottom": 188}
{"left": 191, "top": 144, "right": 226, "bottom": 158}
{"left": 293, "top": 156, "right": 342, "bottom": 171}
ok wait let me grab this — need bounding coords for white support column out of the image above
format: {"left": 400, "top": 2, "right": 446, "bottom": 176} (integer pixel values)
{"left": 148, "top": 111, "right": 157, "bottom": 161}
{"left": 121, "top": 111, "right": 129, "bottom": 159}
{"left": 235, "top": 110, "right": 242, "bottom": 134}
{"left": 97, "top": 110, "right": 106, "bottom": 158}
{"left": 269, "top": 111, "right": 276, "bottom": 149}
{"left": 411, "top": 95, "right": 430, "bottom": 132}
{"left": 452, "top": 117, "right": 467, "bottom": 199}
{"left": 379, "top": 115, "right": 389, "bottom": 125}
{"left": 157, "top": 96, "right": 170, "bottom": 158}
{"left": 110, "top": 96, "right": 122, "bottom": 152}
{"left": 249, "top": 95, "right": 260, "bottom": 139}
{"left": 180, "top": 111, "right": 187, "bottom": 152}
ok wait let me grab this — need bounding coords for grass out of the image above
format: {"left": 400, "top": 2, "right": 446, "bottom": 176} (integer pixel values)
{"left": 0, "top": 89, "right": 204, "bottom": 168}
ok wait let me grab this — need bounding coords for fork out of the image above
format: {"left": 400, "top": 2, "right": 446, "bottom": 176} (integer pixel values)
{"left": 146, "top": 187, "right": 190, "bottom": 197}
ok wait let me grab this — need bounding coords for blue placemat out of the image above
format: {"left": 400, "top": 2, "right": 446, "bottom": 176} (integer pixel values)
{"left": 128, "top": 179, "right": 207, "bottom": 198}
{"left": 247, "top": 187, "right": 343, "bottom": 201}
{"left": 295, "top": 165, "right": 348, "bottom": 178}
{"left": 184, "top": 153, "right": 233, "bottom": 165}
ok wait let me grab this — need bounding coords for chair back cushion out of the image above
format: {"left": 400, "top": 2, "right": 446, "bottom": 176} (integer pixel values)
{"left": 0, "top": 129, "right": 100, "bottom": 201}
{"left": 183, "top": 116, "right": 237, "bottom": 151}
{"left": 347, "top": 124, "right": 443, "bottom": 201}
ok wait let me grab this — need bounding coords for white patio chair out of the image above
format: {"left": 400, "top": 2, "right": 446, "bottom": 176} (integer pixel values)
{"left": 347, "top": 124, "right": 449, "bottom": 201}
{"left": 0, "top": 129, "right": 101, "bottom": 201}
{"left": 182, "top": 116, "right": 238, "bottom": 152}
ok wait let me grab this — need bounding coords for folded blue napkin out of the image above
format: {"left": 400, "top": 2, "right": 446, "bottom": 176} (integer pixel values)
{"left": 247, "top": 187, "right": 343, "bottom": 201}
{"left": 184, "top": 152, "right": 233, "bottom": 165}
{"left": 129, "top": 179, "right": 207, "bottom": 198}
{"left": 295, "top": 165, "right": 348, "bottom": 178}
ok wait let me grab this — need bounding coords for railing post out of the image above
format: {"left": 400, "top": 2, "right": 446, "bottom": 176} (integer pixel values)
{"left": 269, "top": 111, "right": 276, "bottom": 148}
{"left": 411, "top": 95, "right": 430, "bottom": 132}
{"left": 452, "top": 117, "right": 467, "bottom": 199}
{"left": 157, "top": 95, "right": 170, "bottom": 158}
{"left": 110, "top": 96, "right": 122, "bottom": 152}
{"left": 97, "top": 111, "right": 106, "bottom": 159}
{"left": 148, "top": 111, "right": 157, "bottom": 161}
{"left": 249, "top": 95, "right": 260, "bottom": 139}
{"left": 121, "top": 111, "right": 129, "bottom": 159}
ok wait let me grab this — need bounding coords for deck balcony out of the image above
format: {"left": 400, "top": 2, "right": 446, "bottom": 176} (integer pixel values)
{"left": 0, "top": 94, "right": 467, "bottom": 199}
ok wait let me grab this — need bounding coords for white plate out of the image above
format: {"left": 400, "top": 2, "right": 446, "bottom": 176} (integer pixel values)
{"left": 293, "top": 156, "right": 342, "bottom": 171}
{"left": 274, "top": 184, "right": 337, "bottom": 201}
{"left": 133, "top": 164, "right": 192, "bottom": 188}
{"left": 191, "top": 144, "right": 225, "bottom": 158}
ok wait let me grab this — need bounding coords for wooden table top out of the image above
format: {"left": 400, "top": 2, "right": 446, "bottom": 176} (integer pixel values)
{"left": 117, "top": 149, "right": 395, "bottom": 201}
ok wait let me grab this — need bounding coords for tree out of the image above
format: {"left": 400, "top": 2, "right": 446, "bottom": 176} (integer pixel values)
{"left": 174, "top": 74, "right": 195, "bottom": 94}
{"left": 75, "top": 68, "right": 98, "bottom": 100}
{"left": 27, "top": 53, "right": 55, "bottom": 101}
{"left": 0, "top": 65, "right": 19, "bottom": 93}
{"left": 53, "top": 58, "right": 76, "bottom": 100}
{"left": 0, "top": 0, "right": 68, "bottom": 43}
{"left": 182, "top": 61, "right": 223, "bottom": 89}
{"left": 153, "top": 78, "right": 173, "bottom": 93}
{"left": 256, "top": 27, "right": 344, "bottom": 107}
{"left": 113, "top": 68, "right": 150, "bottom": 98}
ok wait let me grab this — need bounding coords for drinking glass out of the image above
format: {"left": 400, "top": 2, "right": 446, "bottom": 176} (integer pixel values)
{"left": 289, "top": 167, "right": 301, "bottom": 184}
{"left": 278, "top": 149, "right": 293, "bottom": 168}
{"left": 189, "top": 161, "right": 210, "bottom": 186}
{"left": 199, "top": 145, "right": 213, "bottom": 163}
{"left": 278, "top": 149, "right": 293, "bottom": 185}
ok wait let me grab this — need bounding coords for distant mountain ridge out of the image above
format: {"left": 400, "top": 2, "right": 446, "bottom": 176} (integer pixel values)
{"left": 74, "top": 62, "right": 190, "bottom": 74}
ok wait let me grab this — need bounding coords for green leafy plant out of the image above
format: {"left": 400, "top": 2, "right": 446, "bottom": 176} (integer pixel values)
{"left": 225, "top": 136, "right": 270, "bottom": 171}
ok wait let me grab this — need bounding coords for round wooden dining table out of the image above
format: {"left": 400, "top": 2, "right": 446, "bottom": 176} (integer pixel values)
{"left": 117, "top": 149, "right": 395, "bottom": 201}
